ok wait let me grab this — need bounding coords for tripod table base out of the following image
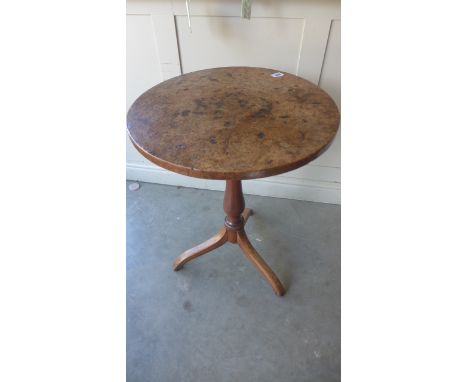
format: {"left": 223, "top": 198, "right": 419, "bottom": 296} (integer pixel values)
{"left": 173, "top": 207, "right": 285, "bottom": 296}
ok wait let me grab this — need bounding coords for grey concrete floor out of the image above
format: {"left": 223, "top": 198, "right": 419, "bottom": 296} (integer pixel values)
{"left": 127, "top": 182, "right": 340, "bottom": 382}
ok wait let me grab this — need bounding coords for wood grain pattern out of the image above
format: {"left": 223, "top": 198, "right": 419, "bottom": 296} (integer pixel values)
{"left": 127, "top": 67, "right": 340, "bottom": 180}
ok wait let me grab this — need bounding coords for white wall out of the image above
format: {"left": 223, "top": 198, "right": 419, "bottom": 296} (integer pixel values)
{"left": 126, "top": 0, "right": 341, "bottom": 204}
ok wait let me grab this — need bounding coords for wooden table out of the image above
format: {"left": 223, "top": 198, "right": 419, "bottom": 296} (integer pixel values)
{"left": 127, "top": 67, "right": 340, "bottom": 296}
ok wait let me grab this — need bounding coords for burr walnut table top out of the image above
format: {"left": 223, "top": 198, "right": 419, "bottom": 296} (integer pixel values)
{"left": 127, "top": 67, "right": 340, "bottom": 180}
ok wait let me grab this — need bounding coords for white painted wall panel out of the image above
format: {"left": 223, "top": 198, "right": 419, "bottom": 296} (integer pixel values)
{"left": 126, "top": 0, "right": 341, "bottom": 204}
{"left": 315, "top": 19, "right": 341, "bottom": 168}
{"left": 126, "top": 14, "right": 164, "bottom": 163}
{"left": 176, "top": 16, "right": 304, "bottom": 75}
{"left": 126, "top": 14, "right": 162, "bottom": 110}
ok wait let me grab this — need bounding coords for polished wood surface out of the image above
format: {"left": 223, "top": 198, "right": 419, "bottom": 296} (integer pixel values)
{"left": 127, "top": 67, "right": 340, "bottom": 180}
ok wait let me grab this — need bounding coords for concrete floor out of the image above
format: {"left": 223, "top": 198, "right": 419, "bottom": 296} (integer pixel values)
{"left": 127, "top": 182, "right": 340, "bottom": 382}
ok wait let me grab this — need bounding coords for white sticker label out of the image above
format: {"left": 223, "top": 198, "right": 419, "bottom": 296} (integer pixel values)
{"left": 271, "top": 72, "right": 284, "bottom": 78}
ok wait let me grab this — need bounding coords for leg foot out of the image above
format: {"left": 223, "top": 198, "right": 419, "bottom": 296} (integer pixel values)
{"left": 173, "top": 228, "right": 228, "bottom": 271}
{"left": 237, "top": 230, "right": 285, "bottom": 296}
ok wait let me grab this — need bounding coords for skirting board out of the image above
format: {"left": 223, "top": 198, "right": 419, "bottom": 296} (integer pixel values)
{"left": 126, "top": 161, "right": 340, "bottom": 205}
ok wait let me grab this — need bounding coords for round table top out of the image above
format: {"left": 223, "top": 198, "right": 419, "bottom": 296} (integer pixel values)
{"left": 127, "top": 67, "right": 340, "bottom": 180}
